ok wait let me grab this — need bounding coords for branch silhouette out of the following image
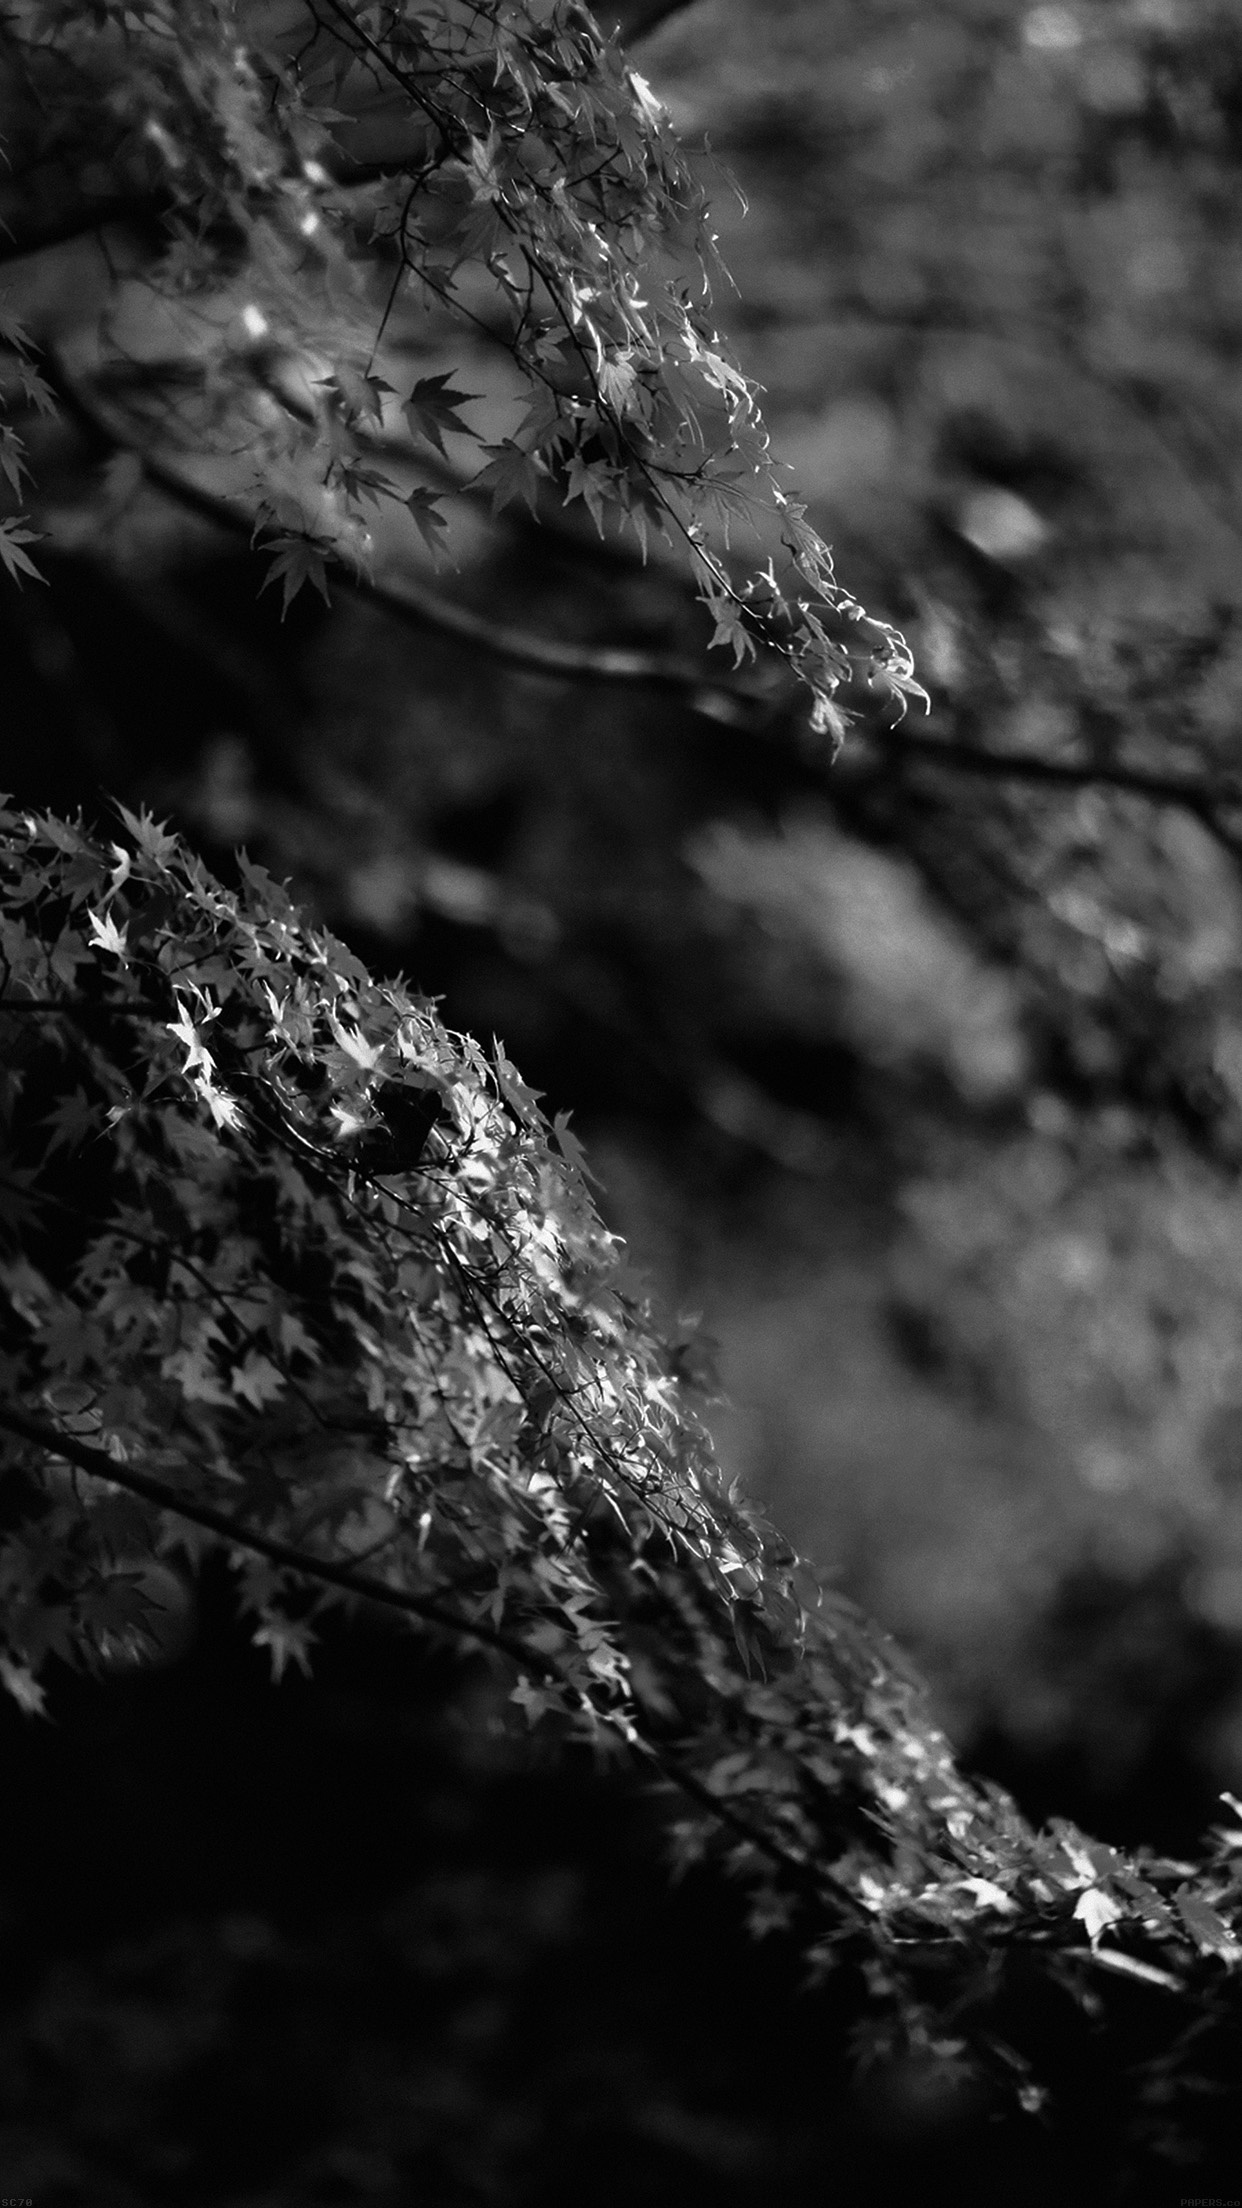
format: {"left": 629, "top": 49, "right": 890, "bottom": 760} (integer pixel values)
{"left": 45, "top": 350, "right": 773, "bottom": 727}
{"left": 34, "top": 354, "right": 1242, "bottom": 860}
{"left": 876, "top": 724, "right": 1242, "bottom": 865}
{"left": 0, "top": 1399, "right": 850, "bottom": 1915}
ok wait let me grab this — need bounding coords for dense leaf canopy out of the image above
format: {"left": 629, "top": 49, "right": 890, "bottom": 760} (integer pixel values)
{"left": 3, "top": 799, "right": 1242, "bottom": 2133}
{"left": 0, "top": 0, "right": 922, "bottom": 728}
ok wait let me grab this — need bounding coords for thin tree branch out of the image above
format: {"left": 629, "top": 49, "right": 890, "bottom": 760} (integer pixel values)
{"left": 0, "top": 1398, "right": 858, "bottom": 1918}
{"left": 40, "top": 361, "right": 1242, "bottom": 857}
{"left": 0, "top": 1401, "right": 542, "bottom": 1667}
{"left": 45, "top": 349, "right": 774, "bottom": 728}
{"left": 875, "top": 726, "right": 1242, "bottom": 866}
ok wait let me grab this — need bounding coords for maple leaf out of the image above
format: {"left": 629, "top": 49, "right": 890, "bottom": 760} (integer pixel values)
{"left": 87, "top": 907, "right": 128, "bottom": 958}
{"left": 163, "top": 1339, "right": 232, "bottom": 1405}
{"left": 1173, "top": 1884, "right": 1242, "bottom": 1961}
{"left": 809, "top": 690, "right": 849, "bottom": 752}
{"left": 329, "top": 1016, "right": 382, "bottom": 1070}
{"left": 231, "top": 1352, "right": 286, "bottom": 1409}
{"left": 38, "top": 1086, "right": 99, "bottom": 1158}
{"left": 705, "top": 596, "right": 753, "bottom": 671}
{"left": 0, "top": 426, "right": 29, "bottom": 497}
{"left": 252, "top": 1613, "right": 316, "bottom": 1684}
{"left": 401, "top": 373, "right": 480, "bottom": 459}
{"left": 0, "top": 1655, "right": 46, "bottom": 1718}
{"left": 628, "top": 71, "right": 666, "bottom": 128}
{"left": 330, "top": 1100, "right": 369, "bottom": 1142}
{"left": 1073, "top": 1887, "right": 1123, "bottom": 1947}
{"left": 16, "top": 363, "right": 55, "bottom": 417}
{"left": 258, "top": 534, "right": 333, "bottom": 618}
{"left": 460, "top": 130, "right": 503, "bottom": 204}
{"left": 0, "top": 301, "right": 32, "bottom": 353}
{"left": 471, "top": 439, "right": 543, "bottom": 518}
{"left": 551, "top": 1109, "right": 595, "bottom": 1184}
{"left": 331, "top": 458, "right": 394, "bottom": 511}
{"left": 0, "top": 518, "right": 45, "bottom": 587}
{"left": 201, "top": 1079, "right": 245, "bottom": 1132}
{"left": 562, "top": 451, "right": 611, "bottom": 533}
{"left": 113, "top": 804, "right": 179, "bottom": 867}
{"left": 510, "top": 1675, "right": 559, "bottom": 1726}
{"left": 167, "top": 1002, "right": 215, "bottom": 1079}
{"left": 276, "top": 1311, "right": 320, "bottom": 1364}
{"left": 957, "top": 1877, "right": 1017, "bottom": 1915}
{"left": 692, "top": 345, "right": 752, "bottom": 416}
{"left": 325, "top": 364, "right": 393, "bottom": 424}
{"left": 404, "top": 485, "right": 449, "bottom": 558}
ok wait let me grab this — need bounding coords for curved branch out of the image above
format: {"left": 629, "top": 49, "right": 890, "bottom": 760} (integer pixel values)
{"left": 0, "top": 1401, "right": 543, "bottom": 1671}
{"left": 876, "top": 725, "right": 1242, "bottom": 866}
{"left": 42, "top": 364, "right": 1242, "bottom": 858}
{"left": 45, "top": 351, "right": 774, "bottom": 728}
{"left": 0, "top": 1398, "right": 854, "bottom": 1918}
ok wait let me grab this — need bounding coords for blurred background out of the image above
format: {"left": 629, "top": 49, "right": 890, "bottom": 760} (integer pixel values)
{"left": 7, "top": 0, "right": 1242, "bottom": 2196}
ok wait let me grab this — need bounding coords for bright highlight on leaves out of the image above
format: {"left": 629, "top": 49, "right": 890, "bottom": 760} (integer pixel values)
{"left": 0, "top": 0, "right": 922, "bottom": 732}
{"left": 0, "top": 0, "right": 1239, "bottom": 2134}
{"left": 1, "top": 803, "right": 1240, "bottom": 2124}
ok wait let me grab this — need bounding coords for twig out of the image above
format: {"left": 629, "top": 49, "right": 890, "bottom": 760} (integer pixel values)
{"left": 0, "top": 1398, "right": 859, "bottom": 1919}
{"left": 45, "top": 350, "right": 776, "bottom": 727}
{"left": 875, "top": 726, "right": 1242, "bottom": 866}
{"left": 40, "top": 363, "right": 1242, "bottom": 855}
{"left": 0, "top": 1402, "right": 536, "bottom": 1660}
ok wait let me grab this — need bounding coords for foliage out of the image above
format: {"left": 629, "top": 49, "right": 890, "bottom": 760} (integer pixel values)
{"left": 3, "top": 801, "right": 1242, "bottom": 2149}
{"left": 0, "top": 0, "right": 921, "bottom": 732}
{"left": 641, "top": 0, "right": 1242, "bottom": 1139}
{"left": 529, "top": 0, "right": 1242, "bottom": 1811}
{"left": 6, "top": 0, "right": 1242, "bottom": 2165}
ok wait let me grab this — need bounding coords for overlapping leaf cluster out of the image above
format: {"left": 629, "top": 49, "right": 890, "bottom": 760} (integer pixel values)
{"left": 2, "top": 805, "right": 1241, "bottom": 2124}
{"left": 0, "top": 0, "right": 920, "bottom": 726}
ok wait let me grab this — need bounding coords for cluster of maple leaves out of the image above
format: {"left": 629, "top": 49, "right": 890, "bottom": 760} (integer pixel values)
{"left": 0, "top": 0, "right": 922, "bottom": 727}
{"left": 1, "top": 0, "right": 1241, "bottom": 2149}
{"left": 1, "top": 803, "right": 1241, "bottom": 2133}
